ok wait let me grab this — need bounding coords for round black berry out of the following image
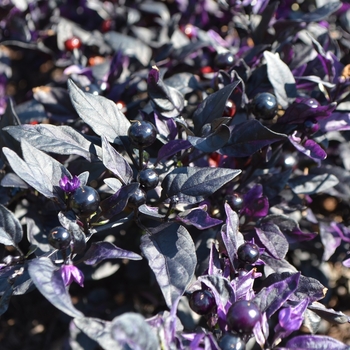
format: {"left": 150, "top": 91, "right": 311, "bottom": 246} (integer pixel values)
{"left": 128, "top": 188, "right": 147, "bottom": 209}
{"left": 227, "top": 300, "right": 262, "bottom": 334}
{"left": 138, "top": 169, "right": 159, "bottom": 190}
{"left": 189, "top": 289, "right": 215, "bottom": 315}
{"left": 218, "top": 333, "right": 246, "bottom": 350}
{"left": 215, "top": 51, "right": 234, "bottom": 68}
{"left": 237, "top": 242, "right": 260, "bottom": 264}
{"left": 223, "top": 99, "right": 237, "bottom": 118}
{"left": 48, "top": 226, "right": 72, "bottom": 250}
{"left": 68, "top": 186, "right": 100, "bottom": 218}
{"left": 251, "top": 92, "right": 278, "bottom": 120}
{"left": 128, "top": 121, "right": 157, "bottom": 148}
{"left": 226, "top": 193, "right": 244, "bottom": 211}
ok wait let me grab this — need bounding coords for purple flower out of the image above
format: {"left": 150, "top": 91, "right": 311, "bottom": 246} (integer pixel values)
{"left": 59, "top": 175, "right": 80, "bottom": 193}
{"left": 61, "top": 264, "right": 84, "bottom": 287}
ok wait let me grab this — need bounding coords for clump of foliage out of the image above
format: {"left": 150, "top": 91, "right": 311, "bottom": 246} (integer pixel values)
{"left": 1, "top": 0, "right": 350, "bottom": 349}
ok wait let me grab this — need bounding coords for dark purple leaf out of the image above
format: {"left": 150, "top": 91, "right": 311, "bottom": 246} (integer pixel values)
{"left": 68, "top": 79, "right": 130, "bottom": 145}
{"left": 26, "top": 217, "right": 50, "bottom": 255}
{"left": 188, "top": 125, "right": 230, "bottom": 153}
{"left": 0, "top": 99, "right": 21, "bottom": 157}
{"left": 0, "top": 284, "right": 13, "bottom": 316}
{"left": 260, "top": 253, "right": 298, "bottom": 275}
{"left": 253, "top": 272, "right": 300, "bottom": 318}
{"left": 260, "top": 214, "right": 317, "bottom": 243}
{"left": 104, "top": 32, "right": 152, "bottom": 66}
{"left": 138, "top": 204, "right": 166, "bottom": 219}
{"left": 32, "top": 86, "right": 78, "bottom": 121}
{"left": 221, "top": 203, "right": 244, "bottom": 267}
{"left": 0, "top": 265, "right": 33, "bottom": 296}
{"left": 298, "top": 2, "right": 342, "bottom": 22}
{"left": 100, "top": 183, "right": 139, "bottom": 219}
{"left": 78, "top": 171, "right": 89, "bottom": 187}
{"left": 101, "top": 135, "right": 133, "bottom": 185}
{"left": 165, "top": 72, "right": 201, "bottom": 96}
{"left": 156, "top": 139, "right": 192, "bottom": 163}
{"left": 264, "top": 51, "right": 297, "bottom": 109}
{"left": 192, "top": 82, "right": 240, "bottom": 135}
{"left": 28, "top": 257, "right": 83, "bottom": 318}
{"left": 161, "top": 166, "right": 241, "bottom": 204}
{"left": 221, "top": 120, "right": 287, "bottom": 157}
{"left": 147, "top": 66, "right": 185, "bottom": 117}
{"left": 273, "top": 298, "right": 309, "bottom": 344}
{"left": 208, "top": 243, "right": 221, "bottom": 276}
{"left": 74, "top": 317, "right": 119, "bottom": 350}
{"left": 140, "top": 224, "right": 196, "bottom": 308}
{"left": 1, "top": 173, "right": 28, "bottom": 189}
{"left": 103, "top": 178, "right": 123, "bottom": 192}
{"left": 0, "top": 204, "right": 23, "bottom": 248}
{"left": 255, "top": 224, "right": 289, "bottom": 260}
{"left": 176, "top": 207, "right": 223, "bottom": 230}
{"left": 285, "top": 335, "right": 349, "bottom": 350}
{"left": 278, "top": 101, "right": 337, "bottom": 125}
{"left": 83, "top": 242, "right": 142, "bottom": 265}
{"left": 308, "top": 301, "right": 350, "bottom": 324}
{"left": 319, "top": 222, "right": 343, "bottom": 261}
{"left": 303, "top": 309, "right": 322, "bottom": 334}
{"left": 5, "top": 124, "right": 101, "bottom": 161}
{"left": 111, "top": 312, "right": 159, "bottom": 350}
{"left": 3, "top": 139, "right": 70, "bottom": 203}
{"left": 263, "top": 272, "right": 327, "bottom": 303}
{"left": 288, "top": 173, "right": 339, "bottom": 195}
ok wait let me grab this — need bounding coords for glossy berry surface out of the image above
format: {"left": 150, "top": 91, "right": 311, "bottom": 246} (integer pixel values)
{"left": 48, "top": 226, "right": 72, "bottom": 250}
{"left": 223, "top": 99, "right": 237, "bottom": 118}
{"left": 64, "top": 36, "right": 82, "bottom": 51}
{"left": 227, "top": 300, "right": 262, "bottom": 334}
{"left": 237, "top": 242, "right": 260, "bottom": 264}
{"left": 218, "top": 333, "right": 246, "bottom": 350}
{"left": 189, "top": 289, "right": 215, "bottom": 315}
{"left": 138, "top": 169, "right": 159, "bottom": 190}
{"left": 69, "top": 186, "right": 100, "bottom": 217}
{"left": 226, "top": 193, "right": 243, "bottom": 211}
{"left": 128, "top": 121, "right": 157, "bottom": 148}
{"left": 251, "top": 92, "right": 278, "bottom": 120}
{"left": 215, "top": 51, "right": 234, "bottom": 68}
{"left": 128, "top": 188, "right": 147, "bottom": 209}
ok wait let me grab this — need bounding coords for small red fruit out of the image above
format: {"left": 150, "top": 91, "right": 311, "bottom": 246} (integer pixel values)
{"left": 223, "top": 99, "right": 237, "bottom": 117}
{"left": 64, "top": 36, "right": 82, "bottom": 51}
{"left": 200, "top": 66, "right": 214, "bottom": 74}
{"left": 101, "top": 19, "right": 112, "bottom": 33}
{"left": 116, "top": 101, "right": 127, "bottom": 113}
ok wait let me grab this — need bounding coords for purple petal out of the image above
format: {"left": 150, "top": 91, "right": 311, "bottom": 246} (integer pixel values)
{"left": 59, "top": 175, "right": 81, "bottom": 193}
{"left": 61, "top": 265, "right": 74, "bottom": 286}
{"left": 61, "top": 265, "right": 84, "bottom": 287}
{"left": 70, "top": 265, "right": 84, "bottom": 287}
